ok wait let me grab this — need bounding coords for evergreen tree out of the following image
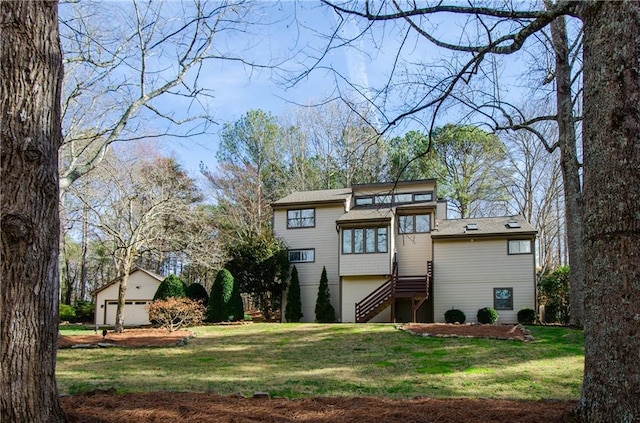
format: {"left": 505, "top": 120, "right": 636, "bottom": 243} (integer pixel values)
{"left": 285, "top": 266, "right": 303, "bottom": 322}
{"left": 229, "top": 277, "right": 244, "bottom": 321}
{"left": 207, "top": 269, "right": 235, "bottom": 322}
{"left": 185, "top": 282, "right": 209, "bottom": 305}
{"left": 315, "top": 266, "right": 335, "bottom": 322}
{"left": 153, "top": 274, "right": 187, "bottom": 300}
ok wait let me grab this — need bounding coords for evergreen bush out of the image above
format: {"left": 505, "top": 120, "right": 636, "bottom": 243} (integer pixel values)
{"left": 153, "top": 274, "right": 187, "bottom": 300}
{"left": 59, "top": 304, "right": 76, "bottom": 322}
{"left": 538, "top": 266, "right": 570, "bottom": 324}
{"left": 477, "top": 307, "right": 499, "bottom": 324}
{"left": 444, "top": 308, "right": 466, "bottom": 324}
{"left": 186, "top": 282, "right": 209, "bottom": 305}
{"left": 208, "top": 269, "right": 242, "bottom": 322}
{"left": 315, "top": 266, "right": 335, "bottom": 322}
{"left": 517, "top": 308, "right": 537, "bottom": 325}
{"left": 285, "top": 266, "right": 303, "bottom": 322}
{"left": 74, "top": 300, "right": 95, "bottom": 322}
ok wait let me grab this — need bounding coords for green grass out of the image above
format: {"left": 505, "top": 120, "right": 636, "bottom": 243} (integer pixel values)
{"left": 56, "top": 324, "right": 584, "bottom": 400}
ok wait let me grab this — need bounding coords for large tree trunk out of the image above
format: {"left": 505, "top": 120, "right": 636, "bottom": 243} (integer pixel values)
{"left": 550, "top": 14, "right": 585, "bottom": 328}
{"left": 579, "top": 1, "right": 640, "bottom": 421}
{"left": 0, "top": 1, "right": 67, "bottom": 422}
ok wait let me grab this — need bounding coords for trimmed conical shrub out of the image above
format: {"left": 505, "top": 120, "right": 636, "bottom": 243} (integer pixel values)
{"left": 315, "top": 266, "right": 335, "bottom": 322}
{"left": 285, "top": 266, "right": 303, "bottom": 322}
{"left": 153, "top": 274, "right": 187, "bottom": 300}
{"left": 207, "top": 269, "right": 243, "bottom": 322}
{"left": 186, "top": 282, "right": 209, "bottom": 305}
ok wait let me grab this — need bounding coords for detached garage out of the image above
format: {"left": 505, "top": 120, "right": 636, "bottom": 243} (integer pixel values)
{"left": 92, "top": 268, "right": 163, "bottom": 326}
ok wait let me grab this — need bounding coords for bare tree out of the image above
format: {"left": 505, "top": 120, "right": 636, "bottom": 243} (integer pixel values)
{"left": 310, "top": 1, "right": 638, "bottom": 420}
{"left": 1, "top": 1, "right": 67, "bottom": 421}
{"left": 58, "top": 0, "right": 262, "bottom": 190}
{"left": 81, "top": 147, "right": 201, "bottom": 332}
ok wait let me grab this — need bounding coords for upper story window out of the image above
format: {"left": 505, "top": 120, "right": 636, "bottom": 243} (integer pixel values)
{"left": 393, "top": 193, "right": 412, "bottom": 203}
{"left": 343, "top": 227, "right": 388, "bottom": 254}
{"left": 413, "top": 192, "right": 433, "bottom": 202}
{"left": 398, "top": 214, "right": 431, "bottom": 234}
{"left": 355, "top": 196, "right": 374, "bottom": 206}
{"left": 288, "top": 249, "right": 315, "bottom": 263}
{"left": 287, "top": 208, "right": 315, "bottom": 228}
{"left": 508, "top": 240, "right": 532, "bottom": 254}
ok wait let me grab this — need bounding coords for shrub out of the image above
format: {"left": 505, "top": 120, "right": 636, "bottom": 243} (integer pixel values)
{"left": 208, "top": 269, "right": 243, "bottom": 322}
{"left": 153, "top": 274, "right": 187, "bottom": 301}
{"left": 444, "top": 309, "right": 466, "bottom": 324}
{"left": 285, "top": 266, "right": 303, "bottom": 322}
{"left": 147, "top": 298, "right": 205, "bottom": 332}
{"left": 477, "top": 307, "right": 499, "bottom": 324}
{"left": 315, "top": 266, "right": 335, "bottom": 323}
{"left": 59, "top": 304, "right": 76, "bottom": 322}
{"left": 517, "top": 308, "right": 537, "bottom": 325}
{"left": 186, "top": 283, "right": 209, "bottom": 305}
{"left": 74, "top": 300, "right": 95, "bottom": 322}
{"left": 538, "top": 266, "right": 570, "bottom": 324}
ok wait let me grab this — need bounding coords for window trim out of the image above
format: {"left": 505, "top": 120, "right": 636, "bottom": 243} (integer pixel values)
{"left": 342, "top": 226, "right": 388, "bottom": 254}
{"left": 288, "top": 248, "right": 315, "bottom": 263}
{"left": 493, "top": 287, "right": 514, "bottom": 310}
{"left": 398, "top": 214, "right": 431, "bottom": 234}
{"left": 508, "top": 239, "right": 532, "bottom": 255}
{"left": 287, "top": 208, "right": 316, "bottom": 229}
{"left": 413, "top": 192, "right": 433, "bottom": 202}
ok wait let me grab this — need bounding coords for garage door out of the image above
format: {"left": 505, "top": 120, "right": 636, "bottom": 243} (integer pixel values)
{"left": 104, "top": 300, "right": 152, "bottom": 326}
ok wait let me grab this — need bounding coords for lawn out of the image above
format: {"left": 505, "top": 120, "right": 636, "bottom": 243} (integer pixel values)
{"left": 57, "top": 324, "right": 584, "bottom": 400}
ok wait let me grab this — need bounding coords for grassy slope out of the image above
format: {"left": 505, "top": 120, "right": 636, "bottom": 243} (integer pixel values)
{"left": 57, "top": 324, "right": 583, "bottom": 400}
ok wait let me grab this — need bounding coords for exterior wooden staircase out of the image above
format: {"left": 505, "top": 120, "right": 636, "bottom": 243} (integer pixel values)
{"left": 355, "top": 260, "right": 433, "bottom": 323}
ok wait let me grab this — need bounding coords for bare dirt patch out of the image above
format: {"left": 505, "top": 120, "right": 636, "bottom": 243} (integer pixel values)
{"left": 61, "top": 391, "right": 577, "bottom": 423}
{"left": 58, "top": 328, "right": 193, "bottom": 348}
{"left": 401, "top": 323, "right": 529, "bottom": 341}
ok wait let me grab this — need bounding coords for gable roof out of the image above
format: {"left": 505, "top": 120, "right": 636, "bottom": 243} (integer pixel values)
{"left": 431, "top": 215, "right": 537, "bottom": 239}
{"left": 91, "top": 267, "right": 164, "bottom": 296}
{"left": 271, "top": 188, "right": 352, "bottom": 208}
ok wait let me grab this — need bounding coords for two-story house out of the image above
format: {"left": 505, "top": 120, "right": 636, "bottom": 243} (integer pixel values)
{"left": 271, "top": 179, "right": 537, "bottom": 324}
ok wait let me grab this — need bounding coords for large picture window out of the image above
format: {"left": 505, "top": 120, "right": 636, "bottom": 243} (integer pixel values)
{"left": 287, "top": 208, "right": 315, "bottom": 228}
{"left": 508, "top": 240, "right": 532, "bottom": 254}
{"left": 343, "top": 227, "right": 388, "bottom": 254}
{"left": 398, "top": 214, "right": 431, "bottom": 234}
{"left": 288, "top": 249, "right": 315, "bottom": 263}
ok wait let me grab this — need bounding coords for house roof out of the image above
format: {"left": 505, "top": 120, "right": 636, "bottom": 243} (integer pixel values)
{"left": 271, "top": 188, "right": 352, "bottom": 208}
{"left": 336, "top": 207, "right": 394, "bottom": 224}
{"left": 352, "top": 179, "right": 437, "bottom": 190}
{"left": 91, "top": 267, "right": 164, "bottom": 296}
{"left": 431, "top": 215, "right": 537, "bottom": 239}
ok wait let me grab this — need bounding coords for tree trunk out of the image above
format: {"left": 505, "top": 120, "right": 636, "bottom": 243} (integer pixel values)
{"left": 550, "top": 14, "right": 585, "bottom": 328}
{"left": 0, "top": 1, "right": 67, "bottom": 422}
{"left": 79, "top": 204, "right": 89, "bottom": 301}
{"left": 114, "top": 252, "right": 133, "bottom": 333}
{"left": 578, "top": 1, "right": 640, "bottom": 421}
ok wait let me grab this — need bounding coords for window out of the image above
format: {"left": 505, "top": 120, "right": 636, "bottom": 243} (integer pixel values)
{"left": 398, "top": 214, "right": 431, "bottom": 234}
{"left": 288, "top": 249, "right": 315, "bottom": 263}
{"left": 355, "top": 196, "right": 374, "bottom": 206}
{"left": 508, "top": 239, "right": 532, "bottom": 254}
{"left": 494, "top": 288, "right": 513, "bottom": 310}
{"left": 375, "top": 194, "right": 392, "bottom": 204}
{"left": 343, "top": 227, "right": 388, "bottom": 254}
{"left": 394, "top": 193, "right": 412, "bottom": 203}
{"left": 413, "top": 192, "right": 433, "bottom": 202}
{"left": 287, "top": 208, "right": 315, "bottom": 228}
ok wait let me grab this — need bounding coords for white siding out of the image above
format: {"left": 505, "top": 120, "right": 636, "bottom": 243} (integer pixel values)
{"left": 275, "top": 204, "right": 344, "bottom": 322}
{"left": 340, "top": 252, "right": 391, "bottom": 276}
{"left": 94, "top": 270, "right": 161, "bottom": 326}
{"left": 341, "top": 276, "right": 391, "bottom": 323}
{"left": 395, "top": 232, "right": 432, "bottom": 276}
{"left": 433, "top": 238, "right": 536, "bottom": 324}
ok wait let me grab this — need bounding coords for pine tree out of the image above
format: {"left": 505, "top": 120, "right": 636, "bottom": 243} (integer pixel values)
{"left": 285, "top": 266, "right": 303, "bottom": 322}
{"left": 153, "top": 274, "right": 187, "bottom": 300}
{"left": 315, "top": 266, "right": 335, "bottom": 322}
{"left": 185, "top": 282, "right": 209, "bottom": 305}
{"left": 229, "top": 278, "right": 244, "bottom": 321}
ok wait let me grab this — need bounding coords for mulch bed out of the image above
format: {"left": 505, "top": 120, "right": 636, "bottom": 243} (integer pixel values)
{"left": 58, "top": 328, "right": 193, "bottom": 348}
{"left": 61, "top": 391, "right": 578, "bottom": 423}
{"left": 400, "top": 323, "right": 531, "bottom": 341}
